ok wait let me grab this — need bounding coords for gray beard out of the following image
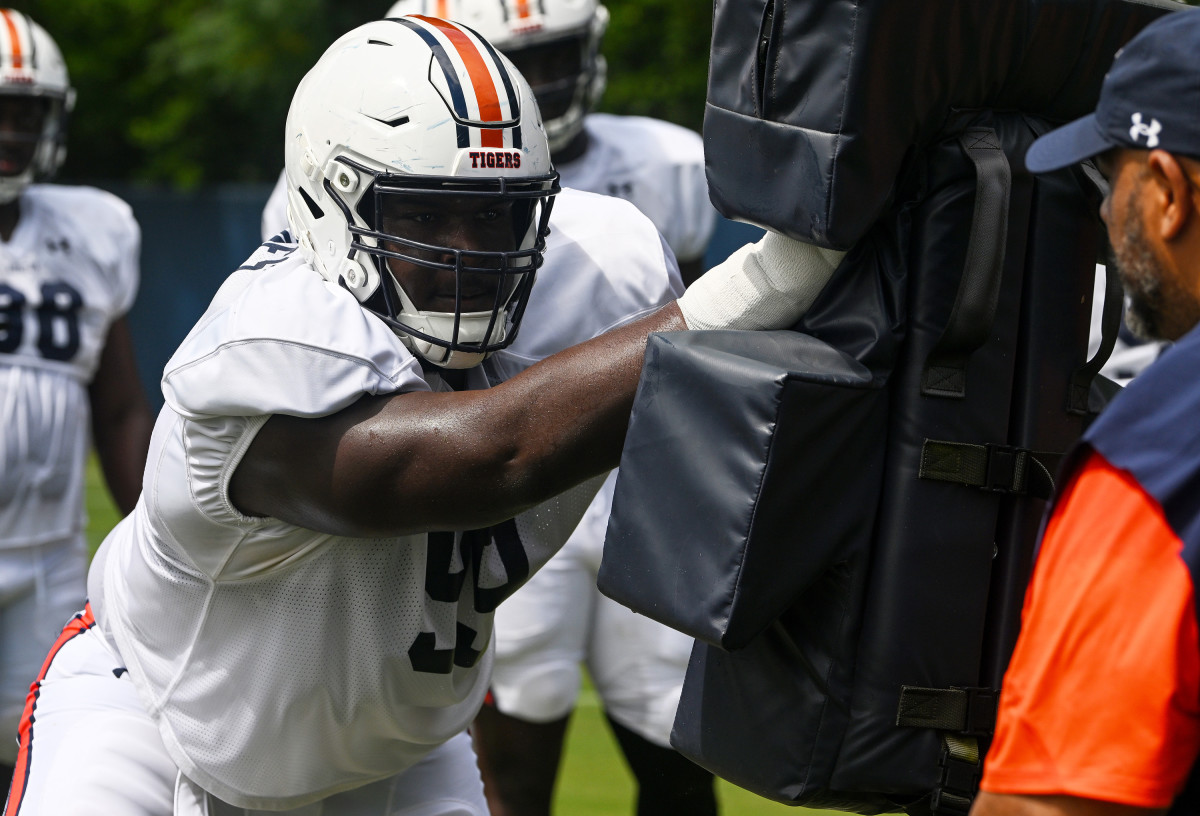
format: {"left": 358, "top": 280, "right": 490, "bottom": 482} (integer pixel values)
{"left": 1118, "top": 244, "right": 1166, "bottom": 341}
{"left": 1113, "top": 207, "right": 1173, "bottom": 342}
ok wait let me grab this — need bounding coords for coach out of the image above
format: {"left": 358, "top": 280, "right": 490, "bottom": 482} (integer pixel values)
{"left": 970, "top": 9, "right": 1200, "bottom": 816}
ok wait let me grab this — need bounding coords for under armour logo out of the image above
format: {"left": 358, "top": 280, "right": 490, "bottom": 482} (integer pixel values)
{"left": 606, "top": 181, "right": 634, "bottom": 199}
{"left": 1130, "top": 112, "right": 1161, "bottom": 148}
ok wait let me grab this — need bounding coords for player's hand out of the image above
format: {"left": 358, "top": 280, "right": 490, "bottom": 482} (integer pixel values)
{"left": 676, "top": 231, "right": 847, "bottom": 331}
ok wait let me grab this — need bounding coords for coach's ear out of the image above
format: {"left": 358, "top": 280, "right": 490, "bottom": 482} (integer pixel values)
{"left": 1146, "top": 149, "right": 1195, "bottom": 241}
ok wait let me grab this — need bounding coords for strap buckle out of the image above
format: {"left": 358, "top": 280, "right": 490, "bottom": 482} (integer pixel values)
{"left": 954, "top": 686, "right": 999, "bottom": 736}
{"left": 983, "top": 443, "right": 1022, "bottom": 493}
{"left": 931, "top": 735, "right": 983, "bottom": 816}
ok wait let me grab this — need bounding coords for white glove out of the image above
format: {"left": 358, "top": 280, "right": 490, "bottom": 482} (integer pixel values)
{"left": 677, "top": 231, "right": 847, "bottom": 331}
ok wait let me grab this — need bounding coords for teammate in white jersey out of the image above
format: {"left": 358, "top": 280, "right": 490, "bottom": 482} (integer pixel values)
{"left": 0, "top": 8, "right": 151, "bottom": 791}
{"left": 9, "top": 15, "right": 845, "bottom": 815}
{"left": 379, "top": 3, "right": 718, "bottom": 814}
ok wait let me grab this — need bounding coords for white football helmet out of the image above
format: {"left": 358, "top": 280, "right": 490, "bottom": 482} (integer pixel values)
{"left": 0, "top": 9, "right": 74, "bottom": 204}
{"left": 285, "top": 16, "right": 558, "bottom": 369}
{"left": 386, "top": 0, "right": 607, "bottom": 155}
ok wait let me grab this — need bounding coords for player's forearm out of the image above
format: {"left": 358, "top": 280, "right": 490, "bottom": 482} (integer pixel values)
{"left": 237, "top": 234, "right": 847, "bottom": 536}
{"left": 430, "top": 235, "right": 842, "bottom": 518}
{"left": 231, "top": 303, "right": 685, "bottom": 537}
{"left": 376, "top": 302, "right": 686, "bottom": 532}
{"left": 486, "top": 301, "right": 687, "bottom": 494}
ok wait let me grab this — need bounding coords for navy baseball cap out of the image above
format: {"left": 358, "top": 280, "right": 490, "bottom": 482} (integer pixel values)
{"left": 1026, "top": 8, "right": 1200, "bottom": 173}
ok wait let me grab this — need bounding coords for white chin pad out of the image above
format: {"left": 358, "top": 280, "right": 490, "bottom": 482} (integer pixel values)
{"left": 398, "top": 310, "right": 504, "bottom": 369}
{"left": 677, "top": 231, "right": 848, "bottom": 332}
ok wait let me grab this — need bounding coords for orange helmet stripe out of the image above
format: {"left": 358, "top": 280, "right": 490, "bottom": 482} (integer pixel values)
{"left": 0, "top": 10, "right": 23, "bottom": 70}
{"left": 417, "top": 16, "right": 506, "bottom": 148}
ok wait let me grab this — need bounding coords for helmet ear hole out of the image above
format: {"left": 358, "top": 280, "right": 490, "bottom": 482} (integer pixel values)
{"left": 298, "top": 187, "right": 324, "bottom": 220}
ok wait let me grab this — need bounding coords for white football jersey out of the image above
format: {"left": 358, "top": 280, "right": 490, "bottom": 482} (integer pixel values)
{"left": 556, "top": 113, "right": 718, "bottom": 264}
{"left": 94, "top": 188, "right": 678, "bottom": 810}
{"left": 0, "top": 184, "right": 140, "bottom": 548}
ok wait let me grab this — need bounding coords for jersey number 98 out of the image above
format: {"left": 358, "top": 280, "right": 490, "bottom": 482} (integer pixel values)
{"left": 0, "top": 281, "right": 84, "bottom": 361}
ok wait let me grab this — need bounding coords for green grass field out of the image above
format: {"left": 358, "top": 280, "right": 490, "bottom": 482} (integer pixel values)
{"left": 86, "top": 458, "right": 833, "bottom": 816}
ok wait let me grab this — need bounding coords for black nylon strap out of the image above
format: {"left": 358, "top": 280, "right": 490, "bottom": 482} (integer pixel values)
{"left": 922, "top": 128, "right": 1012, "bottom": 399}
{"left": 896, "top": 686, "right": 999, "bottom": 735}
{"left": 898, "top": 695, "right": 993, "bottom": 816}
{"left": 918, "top": 439, "right": 1056, "bottom": 499}
{"left": 931, "top": 734, "right": 984, "bottom": 816}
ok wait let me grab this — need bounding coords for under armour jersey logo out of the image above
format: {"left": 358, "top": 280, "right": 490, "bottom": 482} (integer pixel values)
{"left": 1130, "top": 112, "right": 1162, "bottom": 148}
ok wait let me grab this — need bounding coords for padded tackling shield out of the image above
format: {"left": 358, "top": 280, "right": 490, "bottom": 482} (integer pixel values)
{"left": 599, "top": 1, "right": 1169, "bottom": 812}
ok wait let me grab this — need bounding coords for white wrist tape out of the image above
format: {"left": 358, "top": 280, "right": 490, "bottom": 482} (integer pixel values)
{"left": 677, "top": 231, "right": 847, "bottom": 331}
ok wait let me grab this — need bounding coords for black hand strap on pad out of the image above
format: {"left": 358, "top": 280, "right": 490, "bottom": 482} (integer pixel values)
{"left": 922, "top": 129, "right": 1012, "bottom": 399}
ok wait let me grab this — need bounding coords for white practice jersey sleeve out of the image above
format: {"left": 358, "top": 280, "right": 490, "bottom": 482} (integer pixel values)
{"left": 0, "top": 184, "right": 140, "bottom": 547}
{"left": 97, "top": 228, "right": 660, "bottom": 810}
{"left": 556, "top": 113, "right": 718, "bottom": 264}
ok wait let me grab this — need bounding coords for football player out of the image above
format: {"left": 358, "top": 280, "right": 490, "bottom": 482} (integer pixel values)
{"left": 375, "top": 3, "right": 719, "bottom": 813}
{"left": 9, "top": 16, "right": 842, "bottom": 815}
{"left": 0, "top": 8, "right": 151, "bottom": 791}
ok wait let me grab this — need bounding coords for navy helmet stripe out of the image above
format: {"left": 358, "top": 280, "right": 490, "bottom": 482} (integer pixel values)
{"left": 22, "top": 13, "right": 35, "bottom": 68}
{"left": 391, "top": 17, "right": 472, "bottom": 148}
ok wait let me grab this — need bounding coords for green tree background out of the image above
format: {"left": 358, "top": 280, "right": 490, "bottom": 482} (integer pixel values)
{"left": 3, "top": 0, "right": 712, "bottom": 187}
{"left": 9, "top": 0, "right": 1192, "bottom": 188}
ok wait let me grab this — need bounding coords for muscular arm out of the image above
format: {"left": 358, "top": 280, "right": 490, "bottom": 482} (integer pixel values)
{"left": 230, "top": 303, "right": 686, "bottom": 537}
{"left": 971, "top": 792, "right": 1163, "bottom": 816}
{"left": 88, "top": 316, "right": 153, "bottom": 515}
